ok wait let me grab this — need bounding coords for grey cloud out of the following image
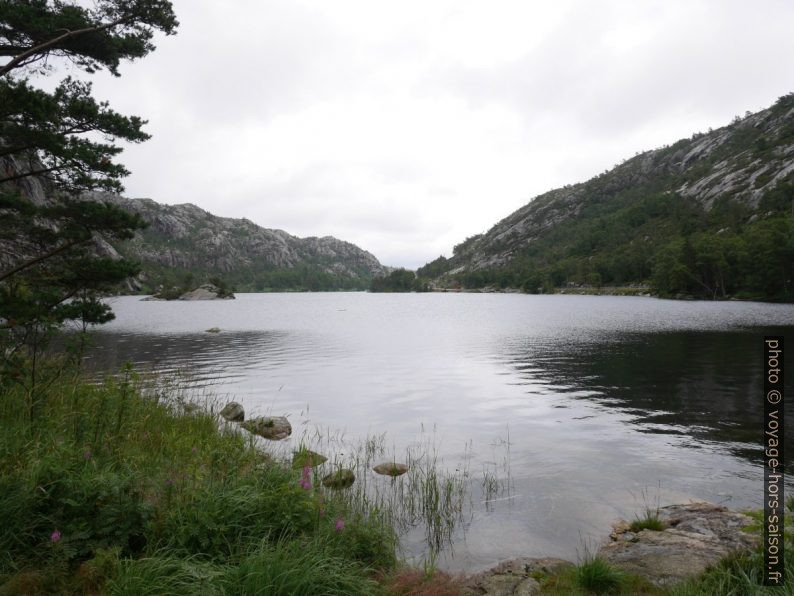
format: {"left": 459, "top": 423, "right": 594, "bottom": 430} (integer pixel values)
{"left": 57, "top": 0, "right": 794, "bottom": 269}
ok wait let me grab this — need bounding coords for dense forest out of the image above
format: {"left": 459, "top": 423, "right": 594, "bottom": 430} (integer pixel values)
{"left": 369, "top": 269, "right": 428, "bottom": 292}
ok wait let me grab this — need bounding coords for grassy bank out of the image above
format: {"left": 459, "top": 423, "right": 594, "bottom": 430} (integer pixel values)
{"left": 0, "top": 369, "right": 400, "bottom": 594}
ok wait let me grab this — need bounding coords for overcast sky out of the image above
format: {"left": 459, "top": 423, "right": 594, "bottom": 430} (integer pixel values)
{"left": 80, "top": 0, "right": 794, "bottom": 268}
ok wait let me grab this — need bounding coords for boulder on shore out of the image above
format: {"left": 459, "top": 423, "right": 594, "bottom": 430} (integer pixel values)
{"left": 600, "top": 502, "right": 758, "bottom": 587}
{"left": 219, "top": 402, "right": 244, "bottom": 422}
{"left": 240, "top": 416, "right": 292, "bottom": 440}
{"left": 463, "top": 557, "right": 573, "bottom": 595}
{"left": 461, "top": 502, "right": 760, "bottom": 594}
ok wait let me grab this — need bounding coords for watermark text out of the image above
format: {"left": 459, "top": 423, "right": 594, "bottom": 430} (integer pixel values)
{"left": 764, "top": 336, "right": 784, "bottom": 586}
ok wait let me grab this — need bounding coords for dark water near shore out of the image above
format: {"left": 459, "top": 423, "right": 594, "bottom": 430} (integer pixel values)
{"left": 87, "top": 293, "right": 794, "bottom": 570}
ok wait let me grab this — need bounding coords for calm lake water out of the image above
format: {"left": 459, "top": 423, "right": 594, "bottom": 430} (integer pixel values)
{"left": 87, "top": 293, "right": 794, "bottom": 570}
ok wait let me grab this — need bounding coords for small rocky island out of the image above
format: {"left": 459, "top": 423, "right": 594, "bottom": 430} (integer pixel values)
{"left": 143, "top": 282, "right": 235, "bottom": 301}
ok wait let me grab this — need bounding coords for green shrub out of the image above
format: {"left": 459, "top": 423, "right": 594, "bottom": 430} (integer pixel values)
{"left": 32, "top": 464, "right": 153, "bottom": 561}
{"left": 0, "top": 459, "right": 151, "bottom": 571}
{"left": 321, "top": 514, "right": 397, "bottom": 570}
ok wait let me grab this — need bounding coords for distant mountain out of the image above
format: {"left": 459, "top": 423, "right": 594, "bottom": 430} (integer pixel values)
{"left": 96, "top": 195, "right": 385, "bottom": 292}
{"left": 419, "top": 93, "right": 794, "bottom": 300}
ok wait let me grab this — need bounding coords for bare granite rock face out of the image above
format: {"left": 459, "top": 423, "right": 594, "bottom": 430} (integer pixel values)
{"left": 92, "top": 194, "right": 385, "bottom": 281}
{"left": 600, "top": 502, "right": 758, "bottom": 587}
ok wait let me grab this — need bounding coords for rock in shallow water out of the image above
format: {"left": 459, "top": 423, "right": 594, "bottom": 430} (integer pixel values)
{"left": 372, "top": 462, "right": 409, "bottom": 477}
{"left": 292, "top": 449, "right": 328, "bottom": 469}
{"left": 219, "top": 402, "right": 244, "bottom": 422}
{"left": 240, "top": 416, "right": 291, "bottom": 440}
{"left": 322, "top": 469, "right": 355, "bottom": 489}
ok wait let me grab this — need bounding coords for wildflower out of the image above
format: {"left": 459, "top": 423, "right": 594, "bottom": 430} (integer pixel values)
{"left": 300, "top": 466, "right": 312, "bottom": 490}
{"left": 334, "top": 518, "right": 345, "bottom": 532}
{"left": 50, "top": 530, "right": 61, "bottom": 543}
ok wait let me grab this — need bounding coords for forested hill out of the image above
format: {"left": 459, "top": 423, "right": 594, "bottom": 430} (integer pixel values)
{"left": 419, "top": 93, "right": 794, "bottom": 301}
{"left": 96, "top": 195, "right": 386, "bottom": 293}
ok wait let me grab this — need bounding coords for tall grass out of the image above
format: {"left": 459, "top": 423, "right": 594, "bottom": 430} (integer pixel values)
{"left": 108, "top": 540, "right": 382, "bottom": 596}
{"left": 0, "top": 367, "right": 393, "bottom": 593}
{"left": 671, "top": 504, "right": 794, "bottom": 596}
{"left": 287, "top": 423, "right": 472, "bottom": 560}
{"left": 629, "top": 485, "right": 665, "bottom": 533}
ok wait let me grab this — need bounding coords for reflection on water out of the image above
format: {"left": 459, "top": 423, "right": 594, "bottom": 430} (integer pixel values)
{"left": 498, "top": 330, "right": 794, "bottom": 472}
{"left": 86, "top": 330, "right": 310, "bottom": 385}
{"left": 85, "top": 293, "right": 794, "bottom": 570}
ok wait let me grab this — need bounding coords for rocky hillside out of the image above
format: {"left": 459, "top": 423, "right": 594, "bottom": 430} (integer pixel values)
{"left": 92, "top": 194, "right": 385, "bottom": 292}
{"left": 420, "top": 93, "right": 794, "bottom": 300}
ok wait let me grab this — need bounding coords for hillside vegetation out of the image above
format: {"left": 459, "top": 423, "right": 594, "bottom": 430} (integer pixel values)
{"left": 420, "top": 94, "right": 794, "bottom": 301}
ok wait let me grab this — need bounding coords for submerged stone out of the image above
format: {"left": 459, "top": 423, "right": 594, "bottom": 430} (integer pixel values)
{"left": 182, "top": 402, "right": 201, "bottom": 415}
{"left": 372, "top": 462, "right": 409, "bottom": 477}
{"left": 219, "top": 401, "right": 244, "bottom": 422}
{"left": 322, "top": 469, "right": 355, "bottom": 489}
{"left": 292, "top": 449, "right": 328, "bottom": 469}
{"left": 241, "top": 416, "right": 292, "bottom": 440}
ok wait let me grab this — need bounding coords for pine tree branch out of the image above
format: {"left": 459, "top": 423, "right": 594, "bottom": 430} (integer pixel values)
{"left": 0, "top": 16, "right": 130, "bottom": 78}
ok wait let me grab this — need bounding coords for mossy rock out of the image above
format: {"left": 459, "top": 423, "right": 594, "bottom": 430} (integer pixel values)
{"left": 219, "top": 401, "right": 244, "bottom": 422}
{"left": 322, "top": 469, "right": 355, "bottom": 489}
{"left": 240, "top": 416, "right": 291, "bottom": 440}
{"left": 292, "top": 449, "right": 327, "bottom": 469}
{"left": 372, "top": 462, "right": 409, "bottom": 477}
{"left": 205, "top": 327, "right": 221, "bottom": 333}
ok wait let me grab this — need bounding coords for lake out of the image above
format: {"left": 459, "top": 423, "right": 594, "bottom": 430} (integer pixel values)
{"left": 86, "top": 293, "right": 794, "bottom": 571}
